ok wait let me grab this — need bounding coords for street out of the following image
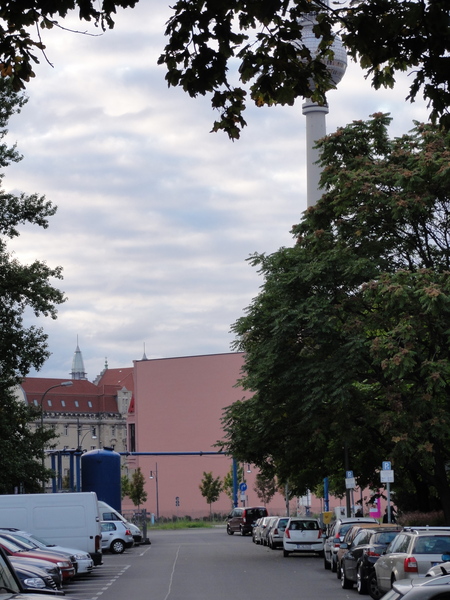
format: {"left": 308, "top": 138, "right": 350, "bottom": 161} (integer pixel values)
{"left": 64, "top": 527, "right": 358, "bottom": 600}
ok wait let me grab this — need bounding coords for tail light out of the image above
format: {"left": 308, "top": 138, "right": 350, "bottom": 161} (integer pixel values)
{"left": 95, "top": 534, "right": 101, "bottom": 552}
{"left": 404, "top": 557, "right": 418, "bottom": 573}
{"left": 318, "top": 528, "right": 323, "bottom": 539}
{"left": 125, "top": 529, "right": 132, "bottom": 535}
{"left": 273, "top": 528, "right": 279, "bottom": 535}
{"left": 367, "top": 548, "right": 381, "bottom": 557}
{"left": 285, "top": 528, "right": 291, "bottom": 539}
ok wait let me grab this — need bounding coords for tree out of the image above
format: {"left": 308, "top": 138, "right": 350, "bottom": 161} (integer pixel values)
{"left": 121, "top": 474, "right": 131, "bottom": 500}
{"left": 253, "top": 473, "right": 277, "bottom": 506}
{"left": 219, "top": 114, "right": 450, "bottom": 520}
{"left": 199, "top": 471, "right": 223, "bottom": 519}
{"left": 0, "top": 78, "right": 65, "bottom": 492}
{"left": 159, "top": 0, "right": 450, "bottom": 138}
{"left": 222, "top": 463, "right": 244, "bottom": 506}
{"left": 128, "top": 468, "right": 148, "bottom": 510}
{"left": 0, "top": 0, "right": 138, "bottom": 91}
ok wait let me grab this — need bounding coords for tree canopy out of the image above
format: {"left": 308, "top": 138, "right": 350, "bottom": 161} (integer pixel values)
{"left": 0, "top": 78, "right": 65, "bottom": 492}
{"left": 0, "top": 0, "right": 138, "bottom": 89}
{"left": 219, "top": 114, "right": 450, "bottom": 520}
{"left": 159, "top": 0, "right": 450, "bottom": 138}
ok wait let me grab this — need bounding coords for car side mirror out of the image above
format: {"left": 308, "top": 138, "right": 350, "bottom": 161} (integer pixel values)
{"left": 340, "top": 542, "right": 348, "bottom": 550}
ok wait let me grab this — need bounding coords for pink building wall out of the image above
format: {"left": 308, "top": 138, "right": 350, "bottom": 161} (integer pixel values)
{"left": 123, "top": 352, "right": 381, "bottom": 519}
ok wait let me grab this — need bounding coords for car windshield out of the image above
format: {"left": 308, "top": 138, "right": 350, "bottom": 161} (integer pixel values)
{"left": 413, "top": 536, "right": 450, "bottom": 554}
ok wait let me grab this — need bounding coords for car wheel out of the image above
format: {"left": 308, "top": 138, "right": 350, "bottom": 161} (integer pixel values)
{"left": 368, "top": 572, "right": 383, "bottom": 600}
{"left": 331, "top": 557, "right": 337, "bottom": 573}
{"left": 324, "top": 554, "right": 331, "bottom": 570}
{"left": 110, "top": 539, "right": 125, "bottom": 554}
{"left": 227, "top": 525, "right": 234, "bottom": 535}
{"left": 341, "top": 565, "right": 353, "bottom": 590}
{"left": 357, "top": 564, "right": 367, "bottom": 595}
{"left": 336, "top": 561, "right": 342, "bottom": 579}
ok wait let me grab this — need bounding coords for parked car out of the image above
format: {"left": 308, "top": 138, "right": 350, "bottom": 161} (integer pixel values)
{"left": 261, "top": 517, "right": 279, "bottom": 547}
{"left": 374, "top": 527, "right": 450, "bottom": 597}
{"left": 381, "top": 573, "right": 450, "bottom": 599}
{"left": 336, "top": 523, "right": 388, "bottom": 581}
{"left": 0, "top": 545, "right": 68, "bottom": 600}
{"left": 0, "top": 534, "right": 75, "bottom": 581}
{"left": 323, "top": 516, "right": 378, "bottom": 572}
{"left": 426, "top": 557, "right": 450, "bottom": 577}
{"left": 338, "top": 526, "right": 402, "bottom": 593}
{"left": 0, "top": 529, "right": 94, "bottom": 575}
{"left": 226, "top": 507, "right": 268, "bottom": 536}
{"left": 10, "top": 560, "right": 63, "bottom": 594}
{"left": 101, "top": 521, "right": 134, "bottom": 554}
{"left": 268, "top": 517, "right": 289, "bottom": 550}
{"left": 283, "top": 517, "right": 324, "bottom": 557}
{"left": 252, "top": 517, "right": 271, "bottom": 544}
{"left": 9, "top": 555, "right": 63, "bottom": 590}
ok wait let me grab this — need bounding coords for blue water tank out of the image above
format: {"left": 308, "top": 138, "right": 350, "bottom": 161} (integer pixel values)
{"left": 81, "top": 448, "right": 121, "bottom": 512}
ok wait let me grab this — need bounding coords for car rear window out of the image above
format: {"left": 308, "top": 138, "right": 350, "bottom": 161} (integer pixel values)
{"left": 247, "top": 508, "right": 268, "bottom": 519}
{"left": 290, "top": 520, "right": 319, "bottom": 530}
{"left": 413, "top": 536, "right": 450, "bottom": 554}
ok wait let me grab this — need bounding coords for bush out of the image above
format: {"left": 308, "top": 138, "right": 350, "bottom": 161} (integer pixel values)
{"left": 397, "top": 511, "right": 446, "bottom": 527}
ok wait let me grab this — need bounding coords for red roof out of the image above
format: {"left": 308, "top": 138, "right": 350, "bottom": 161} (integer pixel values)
{"left": 21, "top": 378, "right": 120, "bottom": 414}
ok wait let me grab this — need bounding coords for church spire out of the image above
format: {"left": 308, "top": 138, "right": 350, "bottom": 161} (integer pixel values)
{"left": 71, "top": 337, "right": 87, "bottom": 380}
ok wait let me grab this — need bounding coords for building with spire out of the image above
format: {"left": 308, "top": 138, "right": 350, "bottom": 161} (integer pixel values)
{"left": 71, "top": 339, "right": 87, "bottom": 380}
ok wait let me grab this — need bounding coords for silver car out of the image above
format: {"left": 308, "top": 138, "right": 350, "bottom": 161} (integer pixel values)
{"left": 101, "top": 521, "right": 134, "bottom": 554}
{"left": 375, "top": 528, "right": 450, "bottom": 595}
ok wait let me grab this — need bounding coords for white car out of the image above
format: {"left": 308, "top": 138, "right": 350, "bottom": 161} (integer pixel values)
{"left": 0, "top": 529, "right": 94, "bottom": 575}
{"left": 283, "top": 517, "right": 324, "bottom": 557}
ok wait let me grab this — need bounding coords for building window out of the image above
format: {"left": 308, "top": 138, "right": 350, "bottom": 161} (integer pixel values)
{"left": 47, "top": 400, "right": 52, "bottom": 407}
{"left": 74, "top": 401, "right": 79, "bottom": 407}
{"left": 111, "top": 425, "right": 116, "bottom": 436}
{"left": 129, "top": 424, "right": 136, "bottom": 453}
{"left": 88, "top": 401, "right": 92, "bottom": 407}
{"left": 61, "top": 400, "right": 65, "bottom": 407}
{"left": 90, "top": 445, "right": 96, "bottom": 451}
{"left": 91, "top": 426, "right": 97, "bottom": 437}
{"left": 63, "top": 425, "right": 68, "bottom": 435}
{"left": 33, "top": 399, "right": 38, "bottom": 406}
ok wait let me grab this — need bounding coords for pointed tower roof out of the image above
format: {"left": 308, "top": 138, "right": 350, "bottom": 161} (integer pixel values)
{"left": 71, "top": 339, "right": 87, "bottom": 380}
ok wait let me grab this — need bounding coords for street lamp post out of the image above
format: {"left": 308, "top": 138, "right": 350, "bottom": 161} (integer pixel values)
{"left": 76, "top": 418, "right": 97, "bottom": 450}
{"left": 40, "top": 381, "right": 73, "bottom": 492}
{"left": 149, "top": 464, "right": 159, "bottom": 521}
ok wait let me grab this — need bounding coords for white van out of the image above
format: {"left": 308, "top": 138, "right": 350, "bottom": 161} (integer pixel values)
{"left": 0, "top": 492, "right": 102, "bottom": 565}
{"left": 97, "top": 501, "right": 142, "bottom": 543}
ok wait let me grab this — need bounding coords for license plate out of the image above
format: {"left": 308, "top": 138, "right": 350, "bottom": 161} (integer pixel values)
{"left": 296, "top": 544, "right": 311, "bottom": 549}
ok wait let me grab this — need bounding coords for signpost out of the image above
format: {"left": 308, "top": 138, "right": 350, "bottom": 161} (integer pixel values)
{"left": 381, "top": 461, "right": 395, "bottom": 522}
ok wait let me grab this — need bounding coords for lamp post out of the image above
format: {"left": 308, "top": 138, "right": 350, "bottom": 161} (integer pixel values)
{"left": 149, "top": 464, "right": 159, "bottom": 521}
{"left": 40, "top": 381, "right": 73, "bottom": 492}
{"left": 76, "top": 418, "right": 97, "bottom": 450}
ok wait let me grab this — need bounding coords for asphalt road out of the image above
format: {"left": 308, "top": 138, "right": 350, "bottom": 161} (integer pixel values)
{"left": 63, "top": 527, "right": 358, "bottom": 600}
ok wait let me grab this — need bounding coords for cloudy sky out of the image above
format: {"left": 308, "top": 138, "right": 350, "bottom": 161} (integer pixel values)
{"left": 6, "top": 3, "right": 429, "bottom": 380}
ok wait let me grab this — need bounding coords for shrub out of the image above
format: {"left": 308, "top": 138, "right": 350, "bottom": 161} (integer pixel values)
{"left": 397, "top": 510, "right": 446, "bottom": 527}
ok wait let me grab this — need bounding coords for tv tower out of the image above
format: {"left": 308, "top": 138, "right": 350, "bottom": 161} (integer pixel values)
{"left": 300, "top": 5, "right": 347, "bottom": 207}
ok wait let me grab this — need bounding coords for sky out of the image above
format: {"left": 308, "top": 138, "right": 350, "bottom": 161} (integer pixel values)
{"left": 6, "top": 2, "right": 429, "bottom": 381}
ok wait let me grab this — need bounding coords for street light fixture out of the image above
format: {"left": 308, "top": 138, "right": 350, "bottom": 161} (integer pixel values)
{"left": 77, "top": 428, "right": 97, "bottom": 451}
{"left": 149, "top": 464, "right": 159, "bottom": 521}
{"left": 40, "top": 381, "right": 73, "bottom": 491}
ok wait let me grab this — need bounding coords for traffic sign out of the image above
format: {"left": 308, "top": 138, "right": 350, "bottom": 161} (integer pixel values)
{"left": 380, "top": 470, "right": 394, "bottom": 483}
{"left": 239, "top": 482, "right": 247, "bottom": 492}
{"left": 346, "top": 470, "right": 354, "bottom": 479}
{"left": 382, "top": 461, "right": 392, "bottom": 470}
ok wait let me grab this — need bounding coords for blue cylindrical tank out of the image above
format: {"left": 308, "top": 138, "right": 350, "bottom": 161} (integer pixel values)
{"left": 81, "top": 448, "right": 121, "bottom": 512}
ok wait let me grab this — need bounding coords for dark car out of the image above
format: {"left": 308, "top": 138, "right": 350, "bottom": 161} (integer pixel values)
{"left": 226, "top": 506, "right": 268, "bottom": 536}
{"left": 10, "top": 560, "right": 63, "bottom": 595}
{"left": 9, "top": 555, "right": 63, "bottom": 590}
{"left": 323, "top": 516, "right": 379, "bottom": 572}
{"left": 338, "top": 526, "right": 402, "bottom": 593}
{"left": 0, "top": 544, "right": 72, "bottom": 600}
